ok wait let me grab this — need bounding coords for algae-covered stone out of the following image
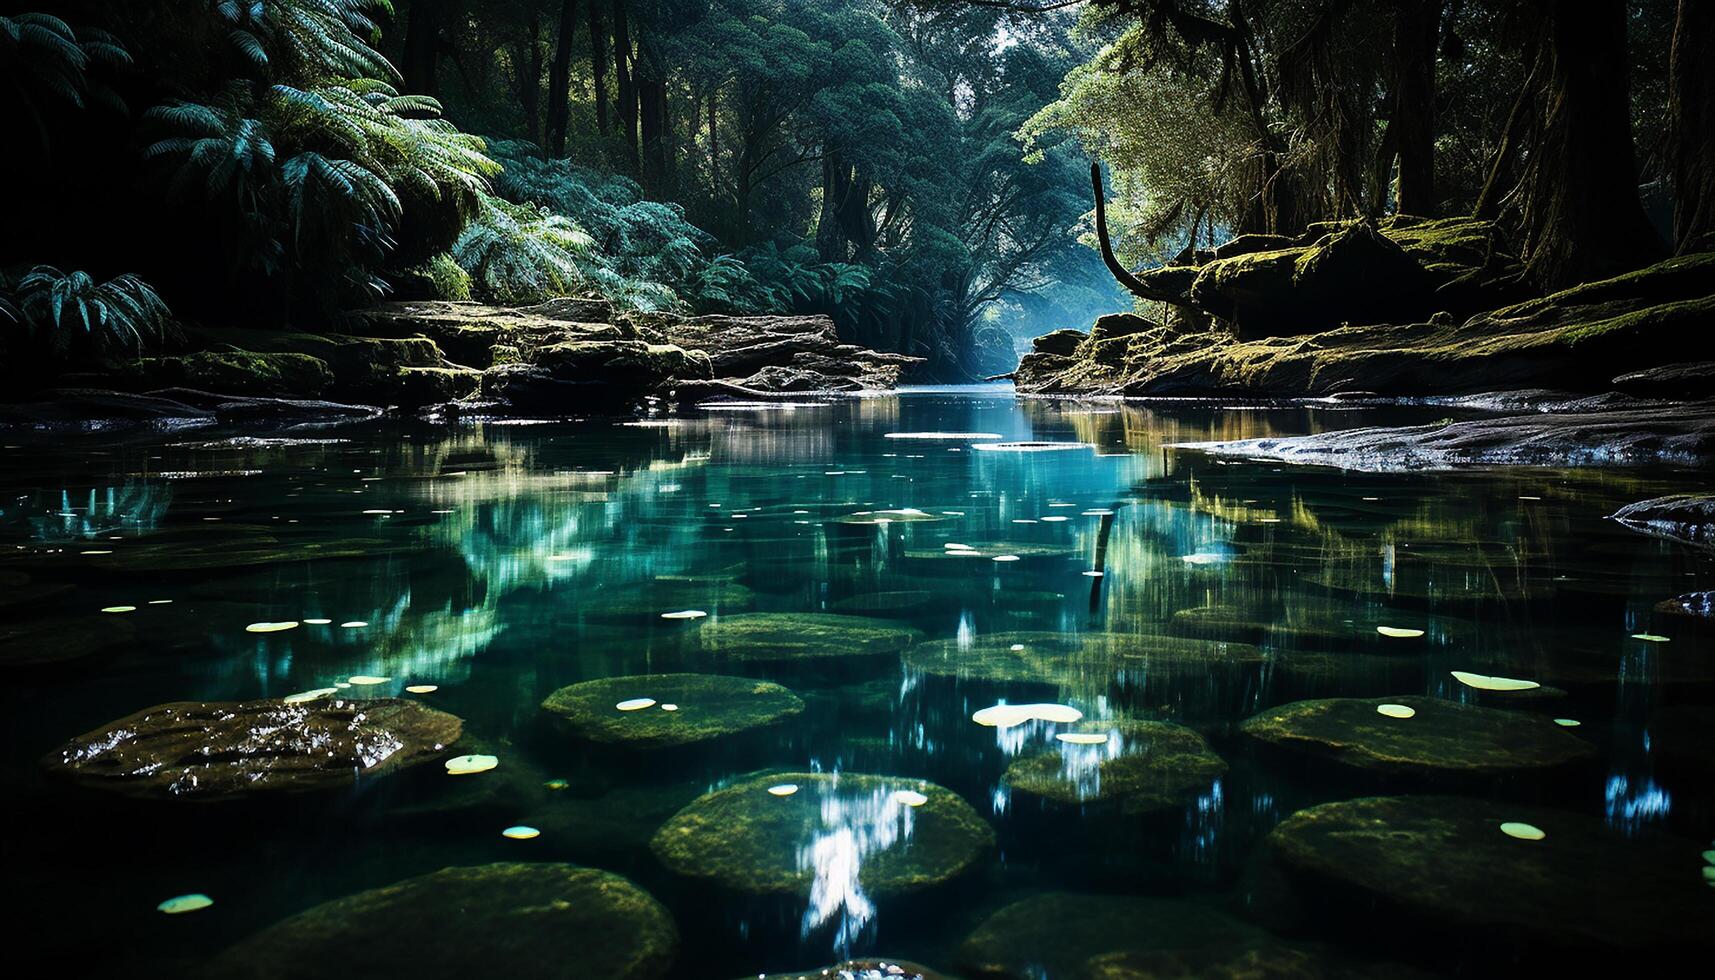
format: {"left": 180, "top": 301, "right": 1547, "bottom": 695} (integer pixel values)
{"left": 44, "top": 697, "right": 463, "bottom": 800}
{"left": 1240, "top": 696, "right": 1593, "bottom": 778}
{"left": 583, "top": 580, "right": 755, "bottom": 622}
{"left": 0, "top": 615, "right": 134, "bottom": 667}
{"left": 651, "top": 771, "right": 992, "bottom": 895}
{"left": 541, "top": 673, "right": 803, "bottom": 748}
{"left": 956, "top": 892, "right": 1265, "bottom": 980}
{"left": 691, "top": 613, "right": 923, "bottom": 662}
{"left": 903, "top": 631, "right": 1264, "bottom": 685}
{"left": 205, "top": 863, "right": 677, "bottom": 980}
{"left": 830, "top": 590, "right": 933, "bottom": 617}
{"left": 1004, "top": 720, "right": 1227, "bottom": 814}
{"left": 1269, "top": 795, "right": 1715, "bottom": 951}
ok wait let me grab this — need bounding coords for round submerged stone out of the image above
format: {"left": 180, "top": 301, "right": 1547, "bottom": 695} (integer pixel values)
{"left": 903, "top": 631, "right": 1264, "bottom": 685}
{"left": 1004, "top": 720, "right": 1227, "bottom": 814}
{"left": 1268, "top": 795, "right": 1715, "bottom": 951}
{"left": 651, "top": 771, "right": 993, "bottom": 895}
{"left": 44, "top": 697, "right": 463, "bottom": 800}
{"left": 690, "top": 613, "right": 924, "bottom": 662}
{"left": 1, "top": 615, "right": 135, "bottom": 668}
{"left": 1240, "top": 696, "right": 1594, "bottom": 778}
{"left": 830, "top": 590, "right": 934, "bottom": 618}
{"left": 205, "top": 863, "right": 677, "bottom": 980}
{"left": 541, "top": 673, "right": 804, "bottom": 749}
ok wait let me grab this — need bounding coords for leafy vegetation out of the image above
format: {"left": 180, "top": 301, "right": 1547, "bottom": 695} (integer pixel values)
{"left": 3, "top": 266, "right": 172, "bottom": 356}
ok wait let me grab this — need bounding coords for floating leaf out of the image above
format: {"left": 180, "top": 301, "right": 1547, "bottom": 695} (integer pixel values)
{"left": 340, "top": 621, "right": 368, "bottom": 628}
{"left": 993, "top": 555, "right": 1020, "bottom": 563}
{"left": 972, "top": 703, "right": 1083, "bottom": 728}
{"left": 1553, "top": 718, "right": 1580, "bottom": 727}
{"left": 246, "top": 621, "right": 299, "bottom": 633}
{"left": 405, "top": 684, "right": 438, "bottom": 694}
{"left": 1451, "top": 670, "right": 1540, "bottom": 692}
{"left": 1376, "top": 703, "right": 1417, "bottom": 719}
{"left": 1178, "top": 553, "right": 1225, "bottom": 566}
{"left": 544, "top": 779, "right": 569, "bottom": 791}
{"left": 283, "top": 688, "right": 338, "bottom": 704}
{"left": 615, "top": 698, "right": 657, "bottom": 711}
{"left": 101, "top": 606, "right": 137, "bottom": 614}
{"left": 1631, "top": 633, "right": 1671, "bottom": 643}
{"left": 1376, "top": 626, "right": 1425, "bottom": 639}
{"left": 660, "top": 610, "right": 707, "bottom": 620}
{"left": 1055, "top": 732, "right": 1110, "bottom": 745}
{"left": 157, "top": 893, "right": 213, "bottom": 914}
{"left": 1500, "top": 821, "right": 1546, "bottom": 841}
{"left": 660, "top": 703, "right": 679, "bottom": 711}
{"left": 348, "top": 675, "right": 390, "bottom": 685}
{"left": 501, "top": 826, "right": 540, "bottom": 840}
{"left": 445, "top": 754, "right": 498, "bottom": 775}
{"left": 303, "top": 618, "right": 332, "bottom": 625}
{"left": 766, "top": 783, "right": 799, "bottom": 797}
{"left": 892, "top": 789, "right": 929, "bottom": 806}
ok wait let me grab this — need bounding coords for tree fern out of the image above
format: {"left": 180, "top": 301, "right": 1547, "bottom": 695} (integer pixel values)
{"left": 452, "top": 193, "right": 595, "bottom": 305}
{"left": 2, "top": 13, "right": 131, "bottom": 158}
{"left": 214, "top": 0, "right": 399, "bottom": 82}
{"left": 10, "top": 266, "right": 171, "bottom": 356}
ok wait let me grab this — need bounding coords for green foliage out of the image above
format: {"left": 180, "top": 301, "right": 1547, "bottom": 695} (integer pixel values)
{"left": 1, "top": 13, "right": 130, "bottom": 152}
{"left": 452, "top": 192, "right": 595, "bottom": 305}
{"left": 5, "top": 266, "right": 171, "bottom": 356}
{"left": 415, "top": 252, "right": 472, "bottom": 301}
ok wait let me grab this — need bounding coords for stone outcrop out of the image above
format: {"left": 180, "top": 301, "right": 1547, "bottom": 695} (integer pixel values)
{"left": 1609, "top": 493, "right": 1715, "bottom": 550}
{"left": 1017, "top": 234, "right": 1715, "bottom": 399}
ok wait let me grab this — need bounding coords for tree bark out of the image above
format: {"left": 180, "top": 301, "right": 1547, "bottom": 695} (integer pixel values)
{"left": 1091, "top": 164, "right": 1193, "bottom": 305}
{"left": 612, "top": 0, "right": 639, "bottom": 170}
{"left": 402, "top": 0, "right": 443, "bottom": 97}
{"left": 545, "top": 0, "right": 578, "bottom": 158}
{"left": 1669, "top": 0, "right": 1715, "bottom": 253}
{"left": 1392, "top": 0, "right": 1438, "bottom": 216}
{"left": 1517, "top": 0, "right": 1662, "bottom": 290}
{"left": 587, "top": 1, "right": 609, "bottom": 137}
{"left": 707, "top": 89, "right": 719, "bottom": 193}
{"left": 637, "top": 43, "right": 668, "bottom": 193}
{"left": 507, "top": 14, "right": 545, "bottom": 149}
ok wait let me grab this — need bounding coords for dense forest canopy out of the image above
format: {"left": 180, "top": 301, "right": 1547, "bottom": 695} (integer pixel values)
{"left": 0, "top": 0, "right": 1709, "bottom": 386}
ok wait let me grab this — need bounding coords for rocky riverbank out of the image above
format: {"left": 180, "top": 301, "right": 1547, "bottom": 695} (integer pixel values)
{"left": 0, "top": 300, "right": 924, "bottom": 432}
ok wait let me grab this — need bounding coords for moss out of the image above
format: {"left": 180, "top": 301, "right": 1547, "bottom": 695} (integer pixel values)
{"left": 540, "top": 673, "right": 803, "bottom": 748}
{"left": 903, "top": 631, "right": 1264, "bottom": 684}
{"left": 650, "top": 771, "right": 993, "bottom": 895}
{"left": 132, "top": 350, "right": 334, "bottom": 396}
{"left": 1240, "top": 696, "right": 1593, "bottom": 778}
{"left": 206, "top": 863, "right": 678, "bottom": 980}
{"left": 421, "top": 252, "right": 473, "bottom": 301}
{"left": 1004, "top": 720, "right": 1227, "bottom": 813}
{"left": 690, "top": 613, "right": 923, "bottom": 662}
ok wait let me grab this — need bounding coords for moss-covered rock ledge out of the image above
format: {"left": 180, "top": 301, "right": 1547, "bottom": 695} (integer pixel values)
{"left": 4, "top": 299, "right": 925, "bottom": 429}
{"left": 1016, "top": 220, "right": 1715, "bottom": 399}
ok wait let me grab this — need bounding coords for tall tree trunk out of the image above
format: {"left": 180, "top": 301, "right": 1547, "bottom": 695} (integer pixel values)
{"left": 508, "top": 15, "right": 545, "bottom": 149}
{"left": 1473, "top": 42, "right": 1541, "bottom": 220}
{"left": 707, "top": 89, "right": 719, "bottom": 193}
{"left": 545, "top": 0, "right": 577, "bottom": 158}
{"left": 612, "top": 0, "right": 639, "bottom": 171}
{"left": 637, "top": 44, "right": 668, "bottom": 194}
{"left": 587, "top": 1, "right": 609, "bottom": 137}
{"left": 1669, "top": 0, "right": 1715, "bottom": 253}
{"left": 402, "top": 0, "right": 443, "bottom": 96}
{"left": 1392, "top": 0, "right": 1438, "bottom": 216}
{"left": 1517, "top": 0, "right": 1662, "bottom": 290}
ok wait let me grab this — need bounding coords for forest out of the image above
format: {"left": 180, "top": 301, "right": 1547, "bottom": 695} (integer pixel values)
{"left": 0, "top": 0, "right": 1711, "bottom": 404}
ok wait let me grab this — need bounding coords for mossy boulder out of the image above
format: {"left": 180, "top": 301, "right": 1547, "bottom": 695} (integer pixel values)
{"left": 44, "top": 697, "right": 463, "bottom": 800}
{"left": 690, "top": 613, "right": 923, "bottom": 662}
{"left": 540, "top": 673, "right": 803, "bottom": 748}
{"left": 125, "top": 350, "right": 335, "bottom": 397}
{"left": 1269, "top": 795, "right": 1715, "bottom": 952}
{"left": 0, "top": 614, "right": 134, "bottom": 667}
{"left": 1031, "top": 329, "right": 1086, "bottom": 356}
{"left": 205, "top": 863, "right": 677, "bottom": 980}
{"left": 651, "top": 771, "right": 993, "bottom": 895}
{"left": 1240, "top": 696, "right": 1594, "bottom": 778}
{"left": 1004, "top": 720, "right": 1227, "bottom": 813}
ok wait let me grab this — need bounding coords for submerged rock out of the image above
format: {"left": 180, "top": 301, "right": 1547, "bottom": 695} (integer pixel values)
{"left": 1241, "top": 696, "right": 1593, "bottom": 778}
{"left": 1176, "top": 401, "right": 1715, "bottom": 470}
{"left": 1268, "top": 795, "right": 1715, "bottom": 952}
{"left": 45, "top": 697, "right": 463, "bottom": 800}
{"left": 1004, "top": 720, "right": 1227, "bottom": 813}
{"left": 540, "top": 673, "right": 803, "bottom": 748}
{"left": 1655, "top": 589, "right": 1715, "bottom": 620}
{"left": 1611, "top": 360, "right": 1715, "bottom": 400}
{"left": 689, "top": 613, "right": 923, "bottom": 662}
{"left": 651, "top": 771, "right": 992, "bottom": 895}
{"left": 903, "top": 631, "right": 1264, "bottom": 685}
{"left": 0, "top": 614, "right": 133, "bottom": 668}
{"left": 206, "top": 863, "right": 677, "bottom": 980}
{"left": 1609, "top": 493, "right": 1715, "bottom": 550}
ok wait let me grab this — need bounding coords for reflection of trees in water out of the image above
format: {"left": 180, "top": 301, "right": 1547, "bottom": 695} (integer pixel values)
{"left": 8, "top": 479, "right": 173, "bottom": 541}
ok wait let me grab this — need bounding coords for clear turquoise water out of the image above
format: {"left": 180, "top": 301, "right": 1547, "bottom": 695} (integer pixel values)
{"left": 2, "top": 387, "right": 1711, "bottom": 977}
